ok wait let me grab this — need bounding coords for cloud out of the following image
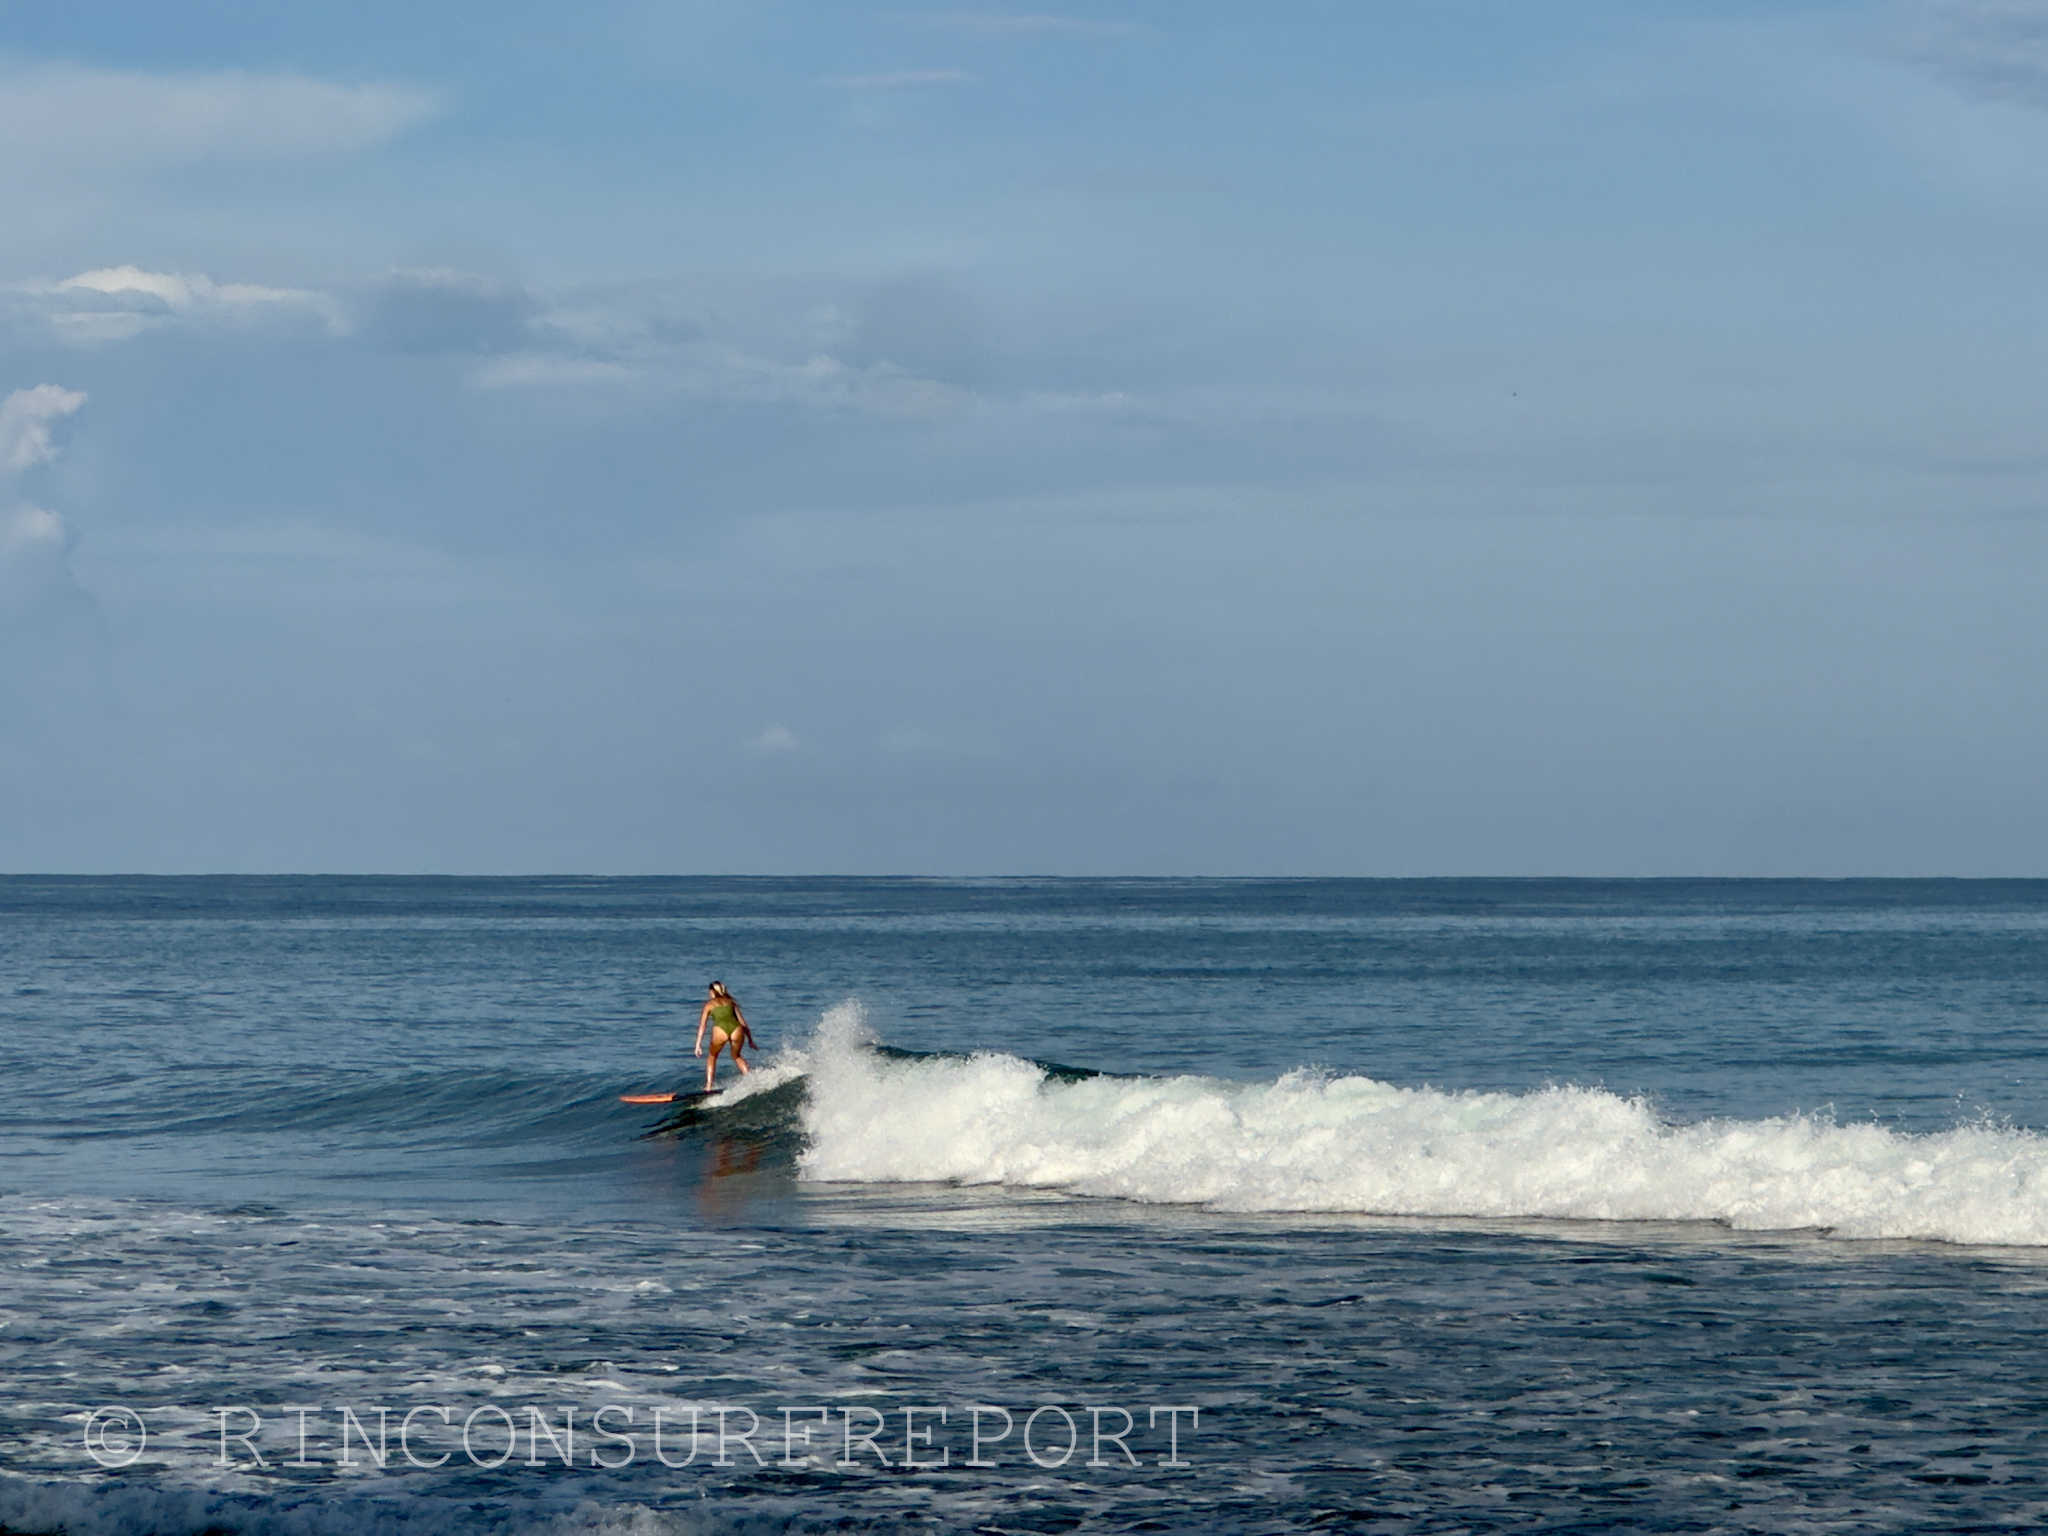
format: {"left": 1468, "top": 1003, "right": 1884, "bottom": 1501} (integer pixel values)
{"left": 825, "top": 70, "right": 977, "bottom": 89}
{"left": 617, "top": 346, "right": 969, "bottom": 413}
{"left": 447, "top": 272, "right": 979, "bottom": 409}
{"left": 0, "top": 384, "right": 86, "bottom": 473}
{"left": 0, "top": 503, "right": 67, "bottom": 553}
{"left": 0, "top": 496, "right": 107, "bottom": 766}
{"left": 27, "top": 266, "right": 346, "bottom": 341}
{"left": 0, "top": 504, "right": 86, "bottom": 615}
{"left": 0, "top": 63, "right": 439, "bottom": 170}
{"left": 6, "top": 259, "right": 989, "bottom": 412}
{"left": 1887, "top": 1, "right": 2048, "bottom": 105}
{"left": 0, "top": 386, "right": 97, "bottom": 639}
{"left": 753, "top": 725, "right": 802, "bottom": 751}
{"left": 902, "top": 12, "right": 1137, "bottom": 37}
{"left": 731, "top": 355, "right": 970, "bottom": 414}
{"left": 10, "top": 265, "right": 532, "bottom": 351}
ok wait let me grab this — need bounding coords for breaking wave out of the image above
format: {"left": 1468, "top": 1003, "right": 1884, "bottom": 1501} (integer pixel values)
{"left": 741, "top": 1003, "right": 2048, "bottom": 1246}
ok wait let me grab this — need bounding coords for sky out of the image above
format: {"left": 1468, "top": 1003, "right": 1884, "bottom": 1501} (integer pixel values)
{"left": 3, "top": 0, "right": 2047, "bottom": 875}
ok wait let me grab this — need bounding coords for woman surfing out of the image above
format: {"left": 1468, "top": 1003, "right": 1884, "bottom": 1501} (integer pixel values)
{"left": 694, "top": 981, "right": 754, "bottom": 1093}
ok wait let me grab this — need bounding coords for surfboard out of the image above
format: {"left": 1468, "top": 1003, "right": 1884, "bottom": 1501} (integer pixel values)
{"left": 619, "top": 1090, "right": 713, "bottom": 1105}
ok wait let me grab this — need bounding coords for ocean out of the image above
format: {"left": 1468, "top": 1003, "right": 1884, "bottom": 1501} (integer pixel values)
{"left": 4, "top": 876, "right": 2048, "bottom": 1534}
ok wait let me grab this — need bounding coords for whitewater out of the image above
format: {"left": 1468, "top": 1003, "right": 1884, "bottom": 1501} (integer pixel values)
{"left": 767, "top": 1004, "right": 2048, "bottom": 1245}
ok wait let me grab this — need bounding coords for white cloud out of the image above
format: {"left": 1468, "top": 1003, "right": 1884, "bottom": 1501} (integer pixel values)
{"left": 0, "top": 63, "right": 439, "bottom": 170}
{"left": 825, "top": 70, "right": 977, "bottom": 89}
{"left": 0, "top": 503, "right": 93, "bottom": 632}
{"left": 0, "top": 384, "right": 86, "bottom": 474}
{"left": 5, "top": 262, "right": 986, "bottom": 411}
{"left": 62, "top": 267, "right": 201, "bottom": 305}
{"left": 472, "top": 280, "right": 977, "bottom": 410}
{"left": 1887, "top": 1, "right": 2048, "bottom": 105}
{"left": 33, "top": 266, "right": 347, "bottom": 341}
{"left": 0, "top": 503, "right": 66, "bottom": 554}
{"left": 0, "top": 388, "right": 96, "bottom": 632}
{"left": 753, "top": 725, "right": 802, "bottom": 751}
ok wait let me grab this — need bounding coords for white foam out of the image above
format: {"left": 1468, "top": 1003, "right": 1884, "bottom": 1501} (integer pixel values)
{"left": 0, "top": 1481, "right": 875, "bottom": 1536}
{"left": 701, "top": 1054, "right": 806, "bottom": 1107}
{"left": 789, "top": 1005, "right": 2048, "bottom": 1246}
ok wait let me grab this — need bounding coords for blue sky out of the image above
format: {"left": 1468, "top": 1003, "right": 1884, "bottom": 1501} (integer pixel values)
{"left": 3, "top": 0, "right": 2047, "bottom": 873}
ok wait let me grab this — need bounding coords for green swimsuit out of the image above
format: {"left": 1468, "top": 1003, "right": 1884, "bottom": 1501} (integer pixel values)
{"left": 708, "top": 999, "right": 740, "bottom": 1038}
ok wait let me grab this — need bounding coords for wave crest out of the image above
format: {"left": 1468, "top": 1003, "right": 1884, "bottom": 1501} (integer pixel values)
{"left": 789, "top": 1007, "right": 2048, "bottom": 1245}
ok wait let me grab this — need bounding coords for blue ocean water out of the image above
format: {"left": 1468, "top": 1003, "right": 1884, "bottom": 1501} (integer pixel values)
{"left": 4, "top": 876, "right": 2048, "bottom": 1533}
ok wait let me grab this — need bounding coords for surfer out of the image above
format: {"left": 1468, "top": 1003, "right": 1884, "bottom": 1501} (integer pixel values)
{"left": 694, "top": 981, "right": 753, "bottom": 1092}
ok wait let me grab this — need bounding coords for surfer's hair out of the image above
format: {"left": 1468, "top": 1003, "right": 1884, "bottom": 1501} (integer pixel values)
{"left": 708, "top": 980, "right": 727, "bottom": 996}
